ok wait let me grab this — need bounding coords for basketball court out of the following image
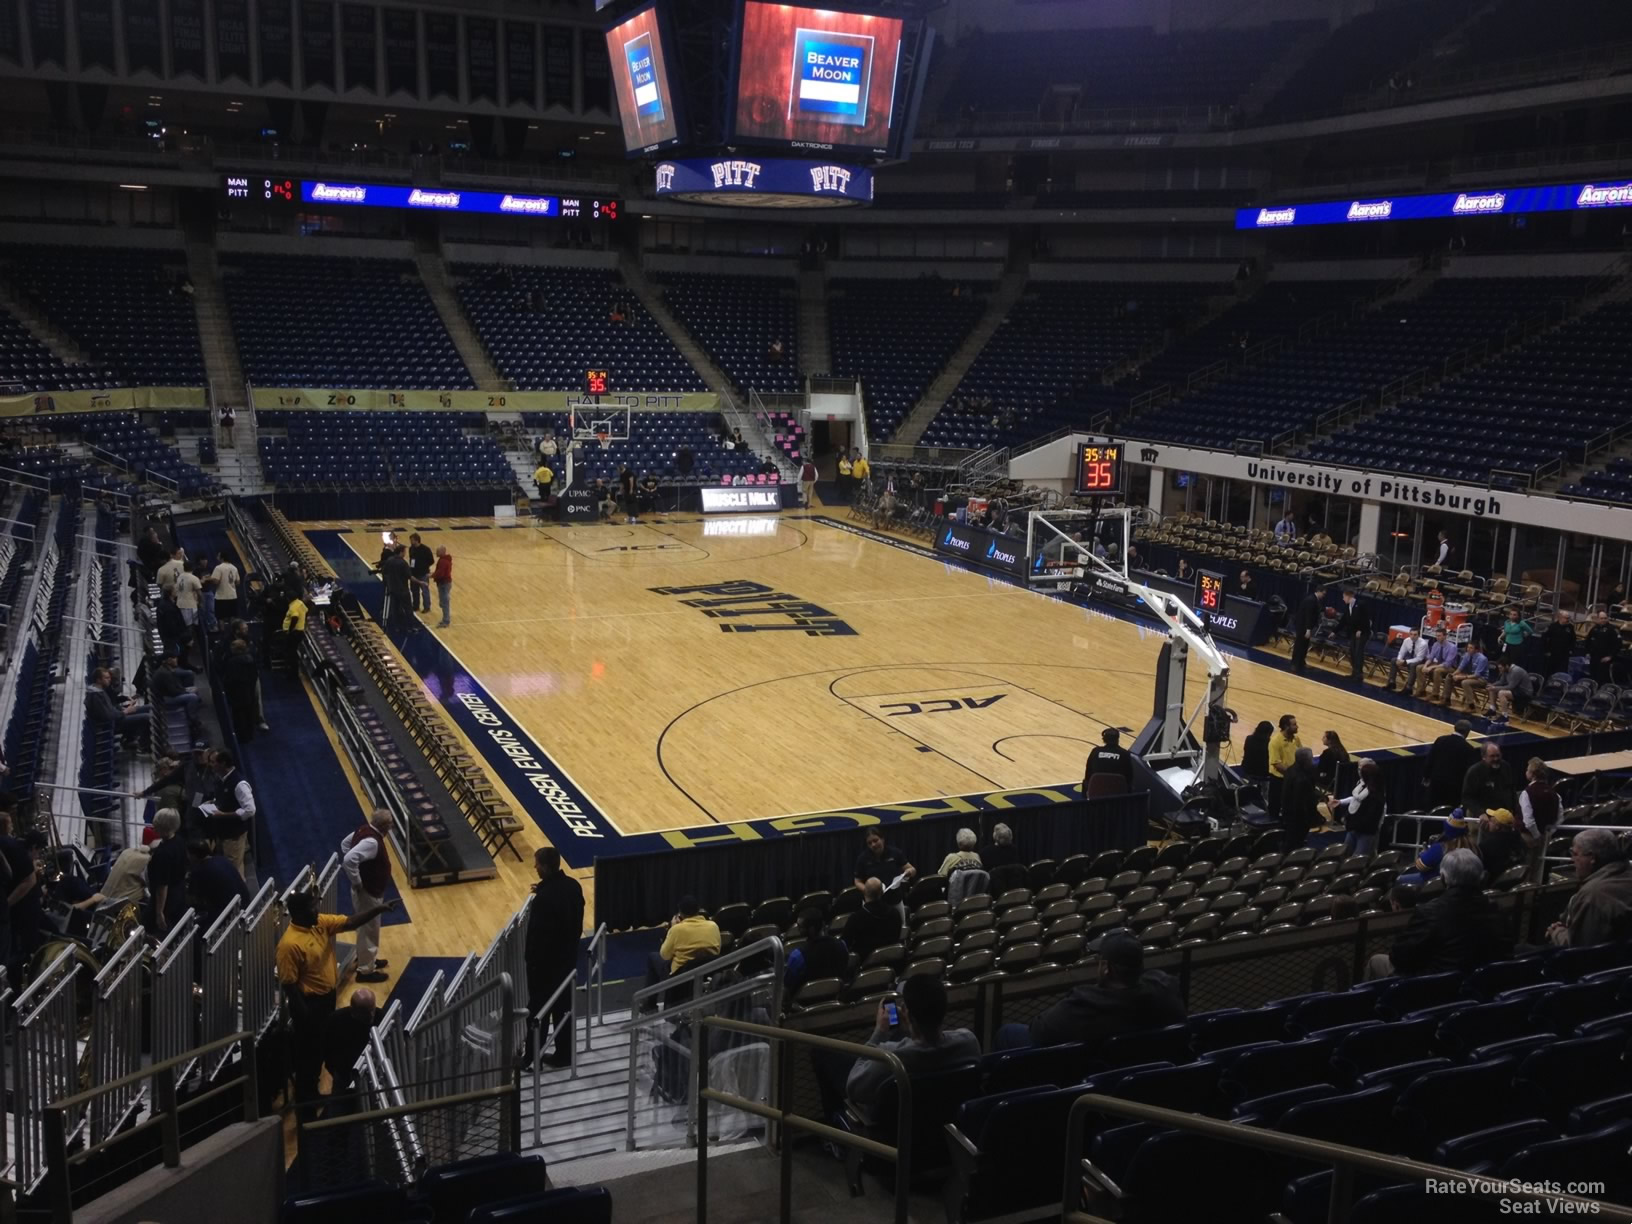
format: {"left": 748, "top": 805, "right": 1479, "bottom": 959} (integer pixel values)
{"left": 300, "top": 508, "right": 1459, "bottom": 855}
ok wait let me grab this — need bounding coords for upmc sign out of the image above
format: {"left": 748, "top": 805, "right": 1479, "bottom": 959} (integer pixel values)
{"left": 934, "top": 521, "right": 1029, "bottom": 577}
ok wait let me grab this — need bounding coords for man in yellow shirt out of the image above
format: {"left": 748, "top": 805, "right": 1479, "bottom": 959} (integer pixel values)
{"left": 281, "top": 593, "right": 309, "bottom": 673}
{"left": 1267, "top": 713, "right": 1301, "bottom": 824}
{"left": 836, "top": 452, "right": 853, "bottom": 504}
{"left": 850, "top": 450, "right": 870, "bottom": 494}
{"left": 278, "top": 890, "right": 396, "bottom": 1114}
{"left": 642, "top": 896, "right": 721, "bottom": 1009}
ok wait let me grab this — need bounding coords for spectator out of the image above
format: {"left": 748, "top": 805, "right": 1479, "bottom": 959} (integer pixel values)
{"left": 593, "top": 478, "right": 617, "bottom": 521}
{"left": 1496, "top": 608, "right": 1532, "bottom": 661}
{"left": 1477, "top": 807, "right": 1524, "bottom": 880}
{"left": 731, "top": 428, "right": 748, "bottom": 452}
{"left": 199, "top": 749, "right": 255, "bottom": 878}
{"left": 1434, "top": 530, "right": 1452, "bottom": 569}
{"left": 174, "top": 562, "right": 203, "bottom": 644}
{"left": 1266, "top": 714, "right": 1301, "bottom": 820}
{"left": 785, "top": 908, "right": 849, "bottom": 995}
{"left": 1387, "top": 627, "right": 1430, "bottom": 693}
{"left": 323, "top": 988, "right": 378, "bottom": 1101}
{"left": 937, "top": 828, "right": 983, "bottom": 877}
{"left": 1368, "top": 849, "right": 1508, "bottom": 978}
{"left": 853, "top": 829, "right": 915, "bottom": 892}
{"left": 150, "top": 652, "right": 202, "bottom": 726}
{"left": 1334, "top": 758, "right": 1385, "bottom": 857}
{"left": 1083, "top": 727, "right": 1134, "bottom": 797}
{"left": 278, "top": 890, "right": 395, "bottom": 1115}
{"left": 85, "top": 667, "right": 149, "bottom": 741}
{"left": 186, "top": 839, "right": 249, "bottom": 929}
{"left": 534, "top": 459, "right": 554, "bottom": 504}
{"left": 155, "top": 590, "right": 188, "bottom": 662}
{"left": 1240, "top": 720, "right": 1274, "bottom": 779}
{"left": 834, "top": 975, "right": 980, "bottom": 1125}
{"left": 1289, "top": 583, "right": 1326, "bottom": 674}
{"left": 644, "top": 896, "right": 721, "bottom": 996}
{"left": 98, "top": 843, "right": 153, "bottom": 909}
{"left": 1462, "top": 742, "right": 1516, "bottom": 820}
{"left": 1316, "top": 730, "right": 1351, "bottom": 793}
{"left": 1280, "top": 746, "right": 1322, "bottom": 848}
{"left": 146, "top": 807, "right": 188, "bottom": 933}
{"left": 1423, "top": 719, "right": 1479, "bottom": 808}
{"left": 1335, "top": 590, "right": 1370, "bottom": 681}
{"left": 1518, "top": 758, "right": 1560, "bottom": 882}
{"left": 798, "top": 458, "right": 818, "bottom": 507}
{"left": 537, "top": 433, "right": 558, "bottom": 461}
{"left": 210, "top": 554, "right": 241, "bottom": 623}
{"left": 618, "top": 464, "right": 639, "bottom": 524}
{"left": 156, "top": 545, "right": 187, "bottom": 597}
{"left": 1236, "top": 569, "right": 1256, "bottom": 600}
{"left": 280, "top": 589, "right": 309, "bottom": 673}
{"left": 638, "top": 472, "right": 660, "bottom": 518}
{"left": 1274, "top": 511, "right": 1298, "bottom": 545}
{"left": 1413, "top": 627, "right": 1461, "bottom": 699}
{"left": 408, "top": 533, "right": 433, "bottom": 614}
{"left": 1175, "top": 558, "right": 1193, "bottom": 583}
{"left": 379, "top": 545, "right": 413, "bottom": 635}
{"left": 1441, "top": 641, "right": 1491, "bottom": 710}
{"left": 1399, "top": 814, "right": 1477, "bottom": 886}
{"left": 432, "top": 546, "right": 453, "bottom": 628}
{"left": 1486, "top": 659, "right": 1532, "bottom": 726}
{"left": 340, "top": 809, "right": 394, "bottom": 985}
{"left": 1585, "top": 611, "right": 1622, "bottom": 685}
{"left": 1001, "top": 930, "right": 1184, "bottom": 1050}
{"left": 524, "top": 846, "right": 584, "bottom": 1069}
{"left": 844, "top": 878, "right": 903, "bottom": 963}
{"left": 1546, "top": 829, "right": 1632, "bottom": 947}
{"left": 1540, "top": 610, "right": 1577, "bottom": 678}
{"left": 983, "top": 823, "right": 1020, "bottom": 871}
{"left": 222, "top": 640, "right": 262, "bottom": 743}
{"left": 137, "top": 526, "right": 168, "bottom": 578}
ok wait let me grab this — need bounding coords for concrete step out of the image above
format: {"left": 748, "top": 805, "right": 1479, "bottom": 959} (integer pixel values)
{"left": 416, "top": 251, "right": 508, "bottom": 392}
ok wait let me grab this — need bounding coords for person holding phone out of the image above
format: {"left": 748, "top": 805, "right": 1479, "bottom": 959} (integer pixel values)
{"left": 826, "top": 974, "right": 980, "bottom": 1125}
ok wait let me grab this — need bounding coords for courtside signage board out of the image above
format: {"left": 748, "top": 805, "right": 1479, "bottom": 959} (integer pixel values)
{"left": 700, "top": 486, "right": 781, "bottom": 513}
{"left": 1237, "top": 180, "right": 1632, "bottom": 229}
{"left": 731, "top": 1, "right": 905, "bottom": 156}
{"left": 934, "top": 521, "right": 1028, "bottom": 577}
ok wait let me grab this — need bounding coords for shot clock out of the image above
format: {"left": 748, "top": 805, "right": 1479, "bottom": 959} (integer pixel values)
{"left": 584, "top": 369, "right": 609, "bottom": 396}
{"left": 1198, "top": 570, "right": 1224, "bottom": 612}
{"left": 1073, "top": 441, "right": 1125, "bottom": 497}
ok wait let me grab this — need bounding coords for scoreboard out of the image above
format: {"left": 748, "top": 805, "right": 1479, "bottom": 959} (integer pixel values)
{"left": 1073, "top": 441, "right": 1125, "bottom": 497}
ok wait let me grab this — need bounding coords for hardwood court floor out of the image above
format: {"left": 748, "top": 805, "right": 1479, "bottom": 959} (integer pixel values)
{"left": 316, "top": 512, "right": 1462, "bottom": 838}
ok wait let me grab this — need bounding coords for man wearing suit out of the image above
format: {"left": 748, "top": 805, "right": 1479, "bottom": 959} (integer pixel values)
{"left": 1423, "top": 720, "right": 1479, "bottom": 809}
{"left": 1289, "top": 583, "right": 1327, "bottom": 674}
{"left": 1336, "top": 589, "right": 1371, "bottom": 681}
{"left": 524, "top": 847, "right": 584, "bottom": 1069}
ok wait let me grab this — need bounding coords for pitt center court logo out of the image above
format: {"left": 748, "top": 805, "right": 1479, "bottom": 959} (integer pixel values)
{"left": 649, "top": 579, "right": 857, "bottom": 636}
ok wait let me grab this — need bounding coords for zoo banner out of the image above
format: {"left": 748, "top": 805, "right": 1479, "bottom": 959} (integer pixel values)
{"left": 0, "top": 387, "right": 208, "bottom": 417}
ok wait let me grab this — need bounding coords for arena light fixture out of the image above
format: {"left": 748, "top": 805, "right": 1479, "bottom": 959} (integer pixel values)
{"left": 118, "top": 183, "right": 149, "bottom": 191}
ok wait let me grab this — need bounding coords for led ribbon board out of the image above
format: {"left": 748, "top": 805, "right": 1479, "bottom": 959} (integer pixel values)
{"left": 1236, "top": 181, "right": 1632, "bottom": 229}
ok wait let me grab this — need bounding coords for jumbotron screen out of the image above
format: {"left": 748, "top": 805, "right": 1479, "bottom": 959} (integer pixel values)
{"left": 604, "top": 3, "right": 683, "bottom": 155}
{"left": 731, "top": 1, "right": 906, "bottom": 157}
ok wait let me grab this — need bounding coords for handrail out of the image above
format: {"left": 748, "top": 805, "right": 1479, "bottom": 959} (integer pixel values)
{"left": 1061, "top": 1093, "right": 1632, "bottom": 1223}
{"left": 49, "top": 1030, "right": 253, "bottom": 1113}
{"left": 695, "top": 1016, "right": 912, "bottom": 1224}
{"left": 299, "top": 1081, "right": 517, "bottom": 1133}
{"left": 625, "top": 935, "right": 786, "bottom": 1151}
{"left": 585, "top": 921, "right": 609, "bottom": 1035}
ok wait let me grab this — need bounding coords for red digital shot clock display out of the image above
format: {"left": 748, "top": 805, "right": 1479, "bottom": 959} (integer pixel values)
{"left": 584, "top": 369, "right": 609, "bottom": 396}
{"left": 1199, "top": 571, "right": 1224, "bottom": 611}
{"left": 1073, "top": 441, "right": 1125, "bottom": 497}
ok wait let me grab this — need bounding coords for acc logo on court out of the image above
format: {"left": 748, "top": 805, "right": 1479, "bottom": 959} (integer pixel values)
{"left": 880, "top": 695, "right": 1007, "bottom": 716}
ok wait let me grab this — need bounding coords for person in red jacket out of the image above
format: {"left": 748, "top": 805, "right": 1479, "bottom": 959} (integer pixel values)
{"left": 341, "top": 809, "right": 395, "bottom": 984}
{"left": 799, "top": 458, "right": 818, "bottom": 507}
{"left": 432, "top": 545, "right": 453, "bottom": 628}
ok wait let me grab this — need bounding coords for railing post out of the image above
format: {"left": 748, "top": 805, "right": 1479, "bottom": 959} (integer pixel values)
{"left": 696, "top": 1017, "right": 710, "bottom": 1224}
{"left": 155, "top": 1067, "right": 181, "bottom": 1169}
{"left": 41, "top": 1110, "right": 70, "bottom": 1224}
{"left": 242, "top": 1035, "right": 260, "bottom": 1124}
{"left": 778, "top": 1038, "right": 795, "bottom": 1224}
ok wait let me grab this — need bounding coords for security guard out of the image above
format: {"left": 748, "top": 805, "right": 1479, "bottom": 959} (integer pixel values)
{"left": 1083, "top": 727, "right": 1134, "bottom": 796}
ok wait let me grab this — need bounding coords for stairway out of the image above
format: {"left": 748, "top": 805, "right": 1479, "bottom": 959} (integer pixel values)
{"left": 414, "top": 249, "right": 508, "bottom": 392}
{"left": 616, "top": 253, "right": 738, "bottom": 403}
{"left": 796, "top": 268, "right": 830, "bottom": 377}
{"left": 0, "top": 276, "right": 93, "bottom": 366}
{"left": 183, "top": 236, "right": 247, "bottom": 409}
{"left": 175, "top": 423, "right": 269, "bottom": 496}
{"left": 891, "top": 261, "right": 1030, "bottom": 447}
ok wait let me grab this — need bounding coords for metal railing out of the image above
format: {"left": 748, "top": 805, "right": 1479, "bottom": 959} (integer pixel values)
{"left": 42, "top": 1032, "right": 260, "bottom": 1224}
{"left": 201, "top": 896, "right": 247, "bottom": 1078}
{"left": 88, "top": 929, "right": 147, "bottom": 1146}
{"left": 12, "top": 947, "right": 83, "bottom": 1193}
{"left": 695, "top": 1017, "right": 912, "bottom": 1224}
{"left": 150, "top": 910, "right": 200, "bottom": 1073}
{"left": 1062, "top": 1094, "right": 1632, "bottom": 1223}
{"left": 626, "top": 935, "right": 787, "bottom": 1151}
